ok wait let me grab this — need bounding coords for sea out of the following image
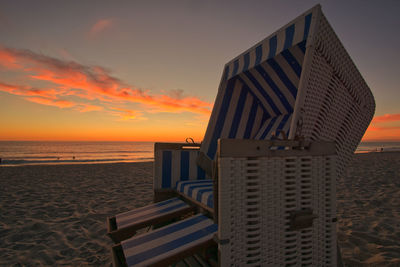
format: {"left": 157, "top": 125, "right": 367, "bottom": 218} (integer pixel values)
{"left": 0, "top": 141, "right": 399, "bottom": 166}
{"left": 0, "top": 141, "right": 154, "bottom": 166}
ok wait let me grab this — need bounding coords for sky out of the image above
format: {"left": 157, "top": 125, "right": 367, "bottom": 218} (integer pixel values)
{"left": 0, "top": 0, "right": 399, "bottom": 142}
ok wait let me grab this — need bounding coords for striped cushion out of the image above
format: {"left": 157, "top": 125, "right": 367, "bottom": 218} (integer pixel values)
{"left": 176, "top": 180, "right": 214, "bottom": 209}
{"left": 116, "top": 198, "right": 190, "bottom": 228}
{"left": 121, "top": 214, "right": 217, "bottom": 266}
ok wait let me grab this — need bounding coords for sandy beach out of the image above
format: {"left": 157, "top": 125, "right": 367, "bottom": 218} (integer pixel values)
{"left": 338, "top": 152, "right": 400, "bottom": 266}
{"left": 1, "top": 153, "right": 399, "bottom": 266}
{"left": 0, "top": 162, "right": 154, "bottom": 266}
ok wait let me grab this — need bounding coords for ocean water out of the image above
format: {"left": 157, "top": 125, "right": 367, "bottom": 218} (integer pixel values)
{"left": 356, "top": 141, "right": 400, "bottom": 153}
{"left": 0, "top": 141, "right": 154, "bottom": 166}
{"left": 0, "top": 141, "right": 399, "bottom": 166}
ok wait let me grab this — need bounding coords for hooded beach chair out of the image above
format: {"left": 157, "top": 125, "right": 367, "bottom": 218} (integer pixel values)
{"left": 110, "top": 4, "right": 375, "bottom": 266}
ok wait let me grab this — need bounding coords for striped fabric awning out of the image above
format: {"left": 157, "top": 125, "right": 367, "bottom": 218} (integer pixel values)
{"left": 200, "top": 7, "right": 316, "bottom": 161}
{"left": 156, "top": 3, "right": 374, "bottom": 187}
{"left": 223, "top": 15, "right": 311, "bottom": 81}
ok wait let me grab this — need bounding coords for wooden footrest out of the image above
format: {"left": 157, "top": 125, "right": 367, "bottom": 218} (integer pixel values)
{"left": 107, "top": 197, "right": 194, "bottom": 243}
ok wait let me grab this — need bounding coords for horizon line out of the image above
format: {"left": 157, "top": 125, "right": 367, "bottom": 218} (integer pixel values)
{"left": 0, "top": 139, "right": 399, "bottom": 143}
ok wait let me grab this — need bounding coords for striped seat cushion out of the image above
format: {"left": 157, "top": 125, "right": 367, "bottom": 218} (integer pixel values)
{"left": 176, "top": 180, "right": 214, "bottom": 209}
{"left": 121, "top": 214, "right": 217, "bottom": 266}
{"left": 116, "top": 198, "right": 190, "bottom": 229}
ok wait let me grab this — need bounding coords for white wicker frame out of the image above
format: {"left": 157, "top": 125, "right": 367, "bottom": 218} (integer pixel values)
{"left": 217, "top": 139, "right": 337, "bottom": 266}
{"left": 290, "top": 6, "right": 375, "bottom": 177}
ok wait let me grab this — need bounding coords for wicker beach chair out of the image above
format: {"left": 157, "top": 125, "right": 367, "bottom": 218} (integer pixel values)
{"left": 110, "top": 4, "right": 375, "bottom": 266}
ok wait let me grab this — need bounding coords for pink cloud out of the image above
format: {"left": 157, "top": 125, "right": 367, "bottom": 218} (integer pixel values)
{"left": 0, "top": 45, "right": 212, "bottom": 116}
{"left": 89, "top": 19, "right": 113, "bottom": 37}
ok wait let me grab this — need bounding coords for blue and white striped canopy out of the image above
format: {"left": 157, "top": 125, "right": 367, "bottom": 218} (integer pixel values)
{"left": 201, "top": 7, "right": 316, "bottom": 161}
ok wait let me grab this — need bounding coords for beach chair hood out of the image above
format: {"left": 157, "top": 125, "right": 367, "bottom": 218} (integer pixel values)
{"left": 200, "top": 4, "right": 375, "bottom": 177}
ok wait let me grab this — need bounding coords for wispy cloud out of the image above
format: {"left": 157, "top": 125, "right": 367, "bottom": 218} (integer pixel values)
{"left": 0, "top": 45, "right": 212, "bottom": 119}
{"left": 363, "top": 113, "right": 400, "bottom": 141}
{"left": 59, "top": 48, "right": 78, "bottom": 62}
{"left": 76, "top": 103, "right": 104, "bottom": 113}
{"left": 89, "top": 18, "right": 114, "bottom": 37}
{"left": 372, "top": 113, "right": 400, "bottom": 123}
{"left": 367, "top": 125, "right": 400, "bottom": 131}
{"left": 0, "top": 82, "right": 58, "bottom": 99}
{"left": 0, "top": 48, "right": 20, "bottom": 69}
{"left": 110, "top": 107, "right": 146, "bottom": 121}
{"left": 25, "top": 96, "right": 76, "bottom": 108}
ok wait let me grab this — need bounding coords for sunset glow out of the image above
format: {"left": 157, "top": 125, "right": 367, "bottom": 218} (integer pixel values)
{"left": 362, "top": 114, "right": 400, "bottom": 141}
{"left": 1, "top": 1, "right": 399, "bottom": 141}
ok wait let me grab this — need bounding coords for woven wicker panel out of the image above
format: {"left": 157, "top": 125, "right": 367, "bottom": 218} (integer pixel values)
{"left": 297, "top": 13, "right": 375, "bottom": 177}
{"left": 218, "top": 153, "right": 337, "bottom": 266}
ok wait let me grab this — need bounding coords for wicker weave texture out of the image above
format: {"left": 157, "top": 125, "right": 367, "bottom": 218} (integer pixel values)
{"left": 218, "top": 154, "right": 337, "bottom": 266}
{"left": 295, "top": 12, "right": 375, "bottom": 177}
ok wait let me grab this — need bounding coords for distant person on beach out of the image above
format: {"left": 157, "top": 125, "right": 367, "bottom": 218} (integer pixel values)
{"left": 72, "top": 156, "right": 75, "bottom": 160}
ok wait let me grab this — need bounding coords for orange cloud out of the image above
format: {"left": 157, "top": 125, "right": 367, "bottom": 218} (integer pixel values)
{"left": 362, "top": 113, "right": 400, "bottom": 141}
{"left": 25, "top": 97, "right": 76, "bottom": 108}
{"left": 76, "top": 103, "right": 104, "bottom": 112}
{"left": 0, "top": 45, "right": 212, "bottom": 116}
{"left": 0, "top": 82, "right": 58, "bottom": 99}
{"left": 0, "top": 48, "right": 20, "bottom": 69}
{"left": 367, "top": 125, "right": 400, "bottom": 131}
{"left": 89, "top": 19, "right": 113, "bottom": 37}
{"left": 372, "top": 113, "right": 400, "bottom": 123}
{"left": 363, "top": 126, "right": 400, "bottom": 141}
{"left": 110, "top": 107, "right": 146, "bottom": 121}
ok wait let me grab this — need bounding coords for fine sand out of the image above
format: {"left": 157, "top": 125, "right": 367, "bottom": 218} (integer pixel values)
{"left": 338, "top": 152, "right": 400, "bottom": 266}
{"left": 0, "top": 153, "right": 399, "bottom": 266}
{"left": 0, "top": 162, "right": 153, "bottom": 266}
